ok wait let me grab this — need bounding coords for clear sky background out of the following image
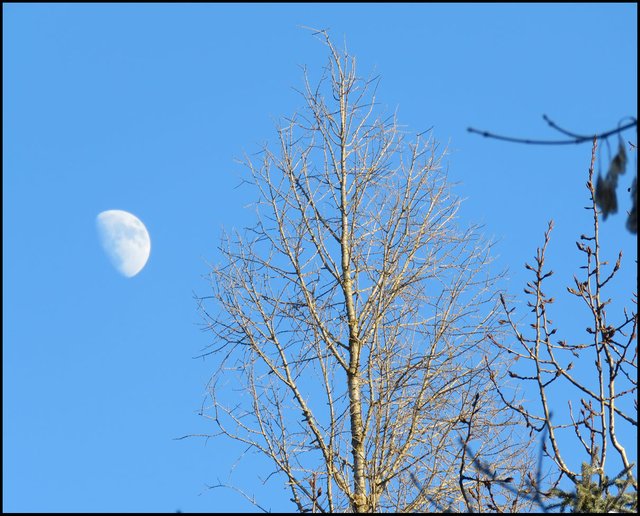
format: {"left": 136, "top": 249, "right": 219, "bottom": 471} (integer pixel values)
{"left": 3, "top": 3, "right": 637, "bottom": 513}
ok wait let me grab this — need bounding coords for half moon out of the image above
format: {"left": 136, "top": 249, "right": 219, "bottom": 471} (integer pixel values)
{"left": 96, "top": 210, "right": 151, "bottom": 277}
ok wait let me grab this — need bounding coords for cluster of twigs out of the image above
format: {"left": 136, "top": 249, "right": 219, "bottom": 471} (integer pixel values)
{"left": 481, "top": 137, "right": 637, "bottom": 513}
{"left": 409, "top": 137, "right": 637, "bottom": 514}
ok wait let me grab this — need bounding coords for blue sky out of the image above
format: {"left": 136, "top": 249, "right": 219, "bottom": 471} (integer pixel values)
{"left": 3, "top": 3, "right": 637, "bottom": 512}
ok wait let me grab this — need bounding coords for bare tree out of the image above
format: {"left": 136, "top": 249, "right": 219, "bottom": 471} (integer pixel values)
{"left": 488, "top": 138, "right": 638, "bottom": 512}
{"left": 195, "top": 31, "right": 536, "bottom": 513}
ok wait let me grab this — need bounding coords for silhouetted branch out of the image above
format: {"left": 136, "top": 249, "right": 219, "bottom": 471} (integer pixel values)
{"left": 468, "top": 115, "right": 636, "bottom": 145}
{"left": 470, "top": 116, "right": 638, "bottom": 233}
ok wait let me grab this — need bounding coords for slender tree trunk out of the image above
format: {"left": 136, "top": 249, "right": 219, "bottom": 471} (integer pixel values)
{"left": 336, "top": 67, "right": 367, "bottom": 513}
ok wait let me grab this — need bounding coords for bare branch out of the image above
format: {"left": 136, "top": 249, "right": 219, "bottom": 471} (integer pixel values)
{"left": 468, "top": 115, "right": 636, "bottom": 145}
